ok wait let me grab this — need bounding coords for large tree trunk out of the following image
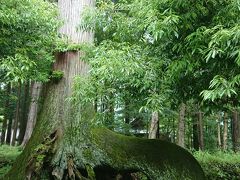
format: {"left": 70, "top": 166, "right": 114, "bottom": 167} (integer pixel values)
{"left": 177, "top": 103, "right": 186, "bottom": 147}
{"left": 6, "top": 1, "right": 205, "bottom": 179}
{"left": 0, "top": 84, "right": 11, "bottom": 144}
{"left": 21, "top": 82, "right": 42, "bottom": 146}
{"left": 232, "top": 109, "right": 240, "bottom": 152}
{"left": 148, "top": 111, "right": 159, "bottom": 139}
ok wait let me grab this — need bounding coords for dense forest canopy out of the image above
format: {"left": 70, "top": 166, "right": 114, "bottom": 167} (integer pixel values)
{"left": 0, "top": 0, "right": 240, "bottom": 179}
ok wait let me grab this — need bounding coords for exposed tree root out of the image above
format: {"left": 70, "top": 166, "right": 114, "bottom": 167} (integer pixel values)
{"left": 6, "top": 128, "right": 205, "bottom": 180}
{"left": 26, "top": 130, "right": 60, "bottom": 180}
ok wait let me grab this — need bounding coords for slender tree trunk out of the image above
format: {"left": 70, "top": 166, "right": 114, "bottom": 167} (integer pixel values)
{"left": 177, "top": 103, "right": 186, "bottom": 147}
{"left": 222, "top": 112, "right": 228, "bottom": 150}
{"left": 217, "top": 119, "right": 222, "bottom": 149}
{"left": 124, "top": 99, "right": 130, "bottom": 124}
{"left": 198, "top": 111, "right": 204, "bottom": 150}
{"left": 6, "top": 91, "right": 13, "bottom": 145}
{"left": 18, "top": 82, "right": 30, "bottom": 145}
{"left": 192, "top": 112, "right": 199, "bottom": 151}
{"left": 21, "top": 82, "right": 42, "bottom": 146}
{"left": 232, "top": 109, "right": 240, "bottom": 152}
{"left": 1, "top": 84, "right": 11, "bottom": 144}
{"left": 94, "top": 98, "right": 98, "bottom": 112}
{"left": 11, "top": 83, "right": 22, "bottom": 146}
{"left": 172, "top": 118, "right": 176, "bottom": 143}
{"left": 148, "top": 111, "right": 159, "bottom": 139}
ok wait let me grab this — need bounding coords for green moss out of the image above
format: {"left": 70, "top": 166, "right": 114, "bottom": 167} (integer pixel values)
{"left": 85, "top": 164, "right": 95, "bottom": 179}
{"left": 91, "top": 128, "right": 205, "bottom": 180}
{"left": 49, "top": 70, "right": 64, "bottom": 82}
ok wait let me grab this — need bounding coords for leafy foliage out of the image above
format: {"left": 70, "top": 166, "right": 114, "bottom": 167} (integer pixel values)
{"left": 0, "top": 0, "right": 59, "bottom": 83}
{"left": 195, "top": 151, "right": 240, "bottom": 180}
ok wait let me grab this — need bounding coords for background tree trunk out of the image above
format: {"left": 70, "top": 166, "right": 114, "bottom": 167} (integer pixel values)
{"left": 177, "top": 103, "right": 186, "bottom": 147}
{"left": 217, "top": 118, "right": 222, "bottom": 149}
{"left": 198, "top": 111, "right": 204, "bottom": 150}
{"left": 192, "top": 114, "right": 199, "bottom": 150}
{"left": 11, "top": 83, "right": 21, "bottom": 146}
{"left": 148, "top": 111, "right": 159, "bottom": 139}
{"left": 222, "top": 112, "right": 228, "bottom": 150}
{"left": 1, "top": 84, "right": 11, "bottom": 144}
{"left": 6, "top": 92, "right": 13, "bottom": 145}
{"left": 232, "top": 109, "right": 240, "bottom": 152}
{"left": 18, "top": 82, "right": 30, "bottom": 145}
{"left": 21, "top": 82, "right": 42, "bottom": 146}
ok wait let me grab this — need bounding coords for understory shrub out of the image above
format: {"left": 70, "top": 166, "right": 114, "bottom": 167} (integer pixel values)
{"left": 194, "top": 151, "right": 240, "bottom": 180}
{"left": 0, "top": 145, "right": 22, "bottom": 178}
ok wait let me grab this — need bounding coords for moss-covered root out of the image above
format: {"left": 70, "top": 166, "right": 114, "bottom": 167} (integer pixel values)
{"left": 92, "top": 128, "right": 205, "bottom": 180}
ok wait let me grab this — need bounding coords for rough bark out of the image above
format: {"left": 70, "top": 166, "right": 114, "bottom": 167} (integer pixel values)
{"left": 177, "top": 103, "right": 186, "bottom": 148}
{"left": 6, "top": 108, "right": 13, "bottom": 145}
{"left": 217, "top": 119, "right": 222, "bottom": 149}
{"left": 0, "top": 84, "right": 11, "bottom": 144}
{"left": 198, "top": 111, "right": 204, "bottom": 150}
{"left": 148, "top": 111, "right": 159, "bottom": 139}
{"left": 222, "top": 112, "right": 228, "bottom": 150}
{"left": 6, "top": 0, "right": 205, "bottom": 179}
{"left": 232, "top": 109, "right": 240, "bottom": 152}
{"left": 192, "top": 113, "right": 199, "bottom": 151}
{"left": 21, "top": 82, "right": 42, "bottom": 146}
{"left": 11, "top": 83, "right": 22, "bottom": 146}
{"left": 18, "top": 82, "right": 30, "bottom": 145}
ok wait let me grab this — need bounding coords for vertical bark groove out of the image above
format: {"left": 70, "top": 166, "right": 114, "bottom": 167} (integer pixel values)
{"left": 223, "top": 112, "right": 228, "bottom": 150}
{"left": 148, "top": 111, "right": 159, "bottom": 139}
{"left": 22, "top": 82, "right": 42, "bottom": 146}
{"left": 177, "top": 103, "right": 186, "bottom": 147}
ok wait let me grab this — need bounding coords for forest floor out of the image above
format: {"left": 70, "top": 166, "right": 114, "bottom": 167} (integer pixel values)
{"left": 0, "top": 145, "right": 239, "bottom": 179}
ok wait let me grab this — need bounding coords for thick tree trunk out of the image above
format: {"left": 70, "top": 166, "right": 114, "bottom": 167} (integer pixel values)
{"left": 11, "top": 83, "right": 22, "bottom": 146}
{"left": 6, "top": 1, "right": 205, "bottom": 179}
{"left": 222, "top": 112, "right": 228, "bottom": 150}
{"left": 232, "top": 109, "right": 240, "bottom": 152}
{"left": 148, "top": 111, "right": 159, "bottom": 139}
{"left": 18, "top": 82, "right": 30, "bottom": 145}
{"left": 21, "top": 82, "right": 42, "bottom": 146}
{"left": 1, "top": 84, "right": 11, "bottom": 144}
{"left": 177, "top": 103, "right": 186, "bottom": 147}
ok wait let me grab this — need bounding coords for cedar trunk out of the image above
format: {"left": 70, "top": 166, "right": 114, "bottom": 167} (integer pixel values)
{"left": 0, "top": 84, "right": 11, "bottom": 144}
{"left": 177, "top": 103, "right": 186, "bottom": 147}
{"left": 18, "top": 82, "right": 30, "bottom": 145}
{"left": 198, "top": 111, "right": 204, "bottom": 150}
{"left": 6, "top": 1, "right": 205, "bottom": 179}
{"left": 21, "top": 82, "right": 42, "bottom": 146}
{"left": 222, "top": 112, "right": 228, "bottom": 150}
{"left": 148, "top": 111, "right": 159, "bottom": 139}
{"left": 11, "top": 83, "right": 22, "bottom": 146}
{"left": 232, "top": 109, "right": 240, "bottom": 152}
